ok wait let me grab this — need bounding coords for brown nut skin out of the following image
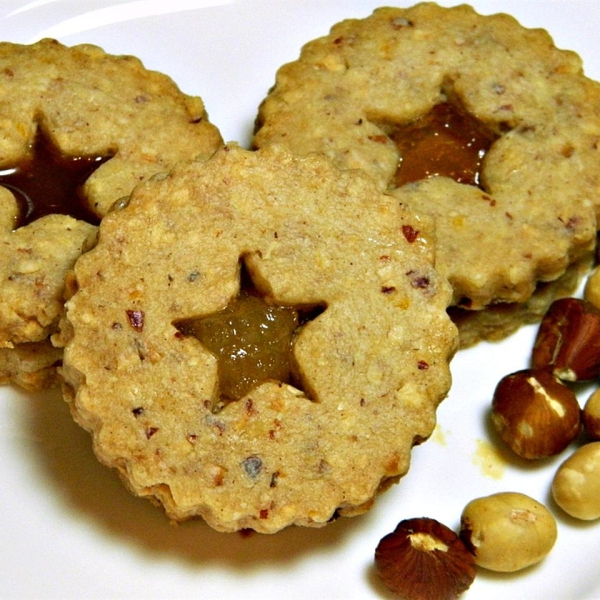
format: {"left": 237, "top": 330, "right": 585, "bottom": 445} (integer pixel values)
{"left": 459, "top": 492, "right": 557, "bottom": 572}
{"left": 552, "top": 441, "right": 600, "bottom": 520}
{"left": 491, "top": 368, "right": 581, "bottom": 459}
{"left": 375, "top": 517, "right": 476, "bottom": 600}
{"left": 532, "top": 297, "right": 600, "bottom": 382}
{"left": 583, "top": 389, "right": 600, "bottom": 440}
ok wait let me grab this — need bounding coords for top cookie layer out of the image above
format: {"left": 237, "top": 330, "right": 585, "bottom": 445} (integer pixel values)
{"left": 254, "top": 3, "right": 600, "bottom": 309}
{"left": 0, "top": 39, "right": 222, "bottom": 347}
{"left": 61, "top": 144, "right": 457, "bottom": 533}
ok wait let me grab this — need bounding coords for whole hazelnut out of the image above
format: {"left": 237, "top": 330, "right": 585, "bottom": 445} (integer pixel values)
{"left": 532, "top": 297, "right": 600, "bottom": 382}
{"left": 491, "top": 368, "right": 581, "bottom": 459}
{"left": 551, "top": 441, "right": 600, "bottom": 520}
{"left": 582, "top": 388, "right": 600, "bottom": 440}
{"left": 375, "top": 517, "right": 476, "bottom": 600}
{"left": 583, "top": 265, "right": 600, "bottom": 309}
{"left": 459, "top": 492, "right": 557, "bottom": 572}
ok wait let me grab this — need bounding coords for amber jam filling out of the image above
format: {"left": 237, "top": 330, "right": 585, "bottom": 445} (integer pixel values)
{"left": 387, "top": 101, "right": 498, "bottom": 188}
{"left": 0, "top": 131, "right": 110, "bottom": 228}
{"left": 176, "top": 269, "right": 323, "bottom": 403}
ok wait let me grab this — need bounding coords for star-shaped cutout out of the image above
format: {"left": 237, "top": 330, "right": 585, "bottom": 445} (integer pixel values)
{"left": 385, "top": 100, "right": 498, "bottom": 188}
{"left": 176, "top": 265, "right": 323, "bottom": 403}
{"left": 0, "top": 128, "right": 110, "bottom": 228}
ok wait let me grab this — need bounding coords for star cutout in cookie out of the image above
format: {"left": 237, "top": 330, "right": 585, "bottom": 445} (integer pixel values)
{"left": 0, "top": 129, "right": 110, "bottom": 228}
{"left": 176, "top": 265, "right": 324, "bottom": 403}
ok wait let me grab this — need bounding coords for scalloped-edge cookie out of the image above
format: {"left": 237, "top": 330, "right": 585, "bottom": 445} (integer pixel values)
{"left": 60, "top": 144, "right": 457, "bottom": 533}
{"left": 0, "top": 339, "right": 62, "bottom": 391}
{"left": 0, "top": 38, "right": 222, "bottom": 387}
{"left": 254, "top": 3, "right": 600, "bottom": 315}
{"left": 452, "top": 255, "right": 592, "bottom": 348}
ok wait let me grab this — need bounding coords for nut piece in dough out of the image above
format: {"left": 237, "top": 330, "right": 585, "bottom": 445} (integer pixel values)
{"left": 0, "top": 38, "right": 222, "bottom": 387}
{"left": 459, "top": 491, "right": 557, "bottom": 572}
{"left": 60, "top": 144, "right": 457, "bottom": 533}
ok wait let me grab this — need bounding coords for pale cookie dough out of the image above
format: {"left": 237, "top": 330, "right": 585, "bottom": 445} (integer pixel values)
{"left": 452, "top": 254, "right": 592, "bottom": 348}
{"left": 60, "top": 144, "right": 458, "bottom": 533}
{"left": 254, "top": 2, "right": 600, "bottom": 314}
{"left": 0, "top": 38, "right": 222, "bottom": 387}
{"left": 0, "top": 340, "right": 62, "bottom": 391}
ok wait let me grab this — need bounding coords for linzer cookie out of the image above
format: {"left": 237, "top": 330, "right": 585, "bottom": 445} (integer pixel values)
{"left": 449, "top": 256, "right": 593, "bottom": 348}
{"left": 0, "top": 38, "right": 222, "bottom": 388}
{"left": 253, "top": 3, "right": 600, "bottom": 334}
{"left": 60, "top": 144, "right": 457, "bottom": 533}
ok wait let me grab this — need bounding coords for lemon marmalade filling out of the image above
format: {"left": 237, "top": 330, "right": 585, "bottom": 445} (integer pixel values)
{"left": 176, "top": 269, "right": 323, "bottom": 403}
{"left": 386, "top": 101, "right": 499, "bottom": 188}
{"left": 0, "top": 130, "right": 110, "bottom": 228}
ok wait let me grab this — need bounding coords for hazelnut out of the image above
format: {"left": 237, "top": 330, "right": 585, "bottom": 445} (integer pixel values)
{"left": 531, "top": 297, "right": 600, "bottom": 382}
{"left": 375, "top": 517, "right": 476, "bottom": 600}
{"left": 582, "top": 388, "right": 600, "bottom": 440}
{"left": 583, "top": 265, "right": 600, "bottom": 309}
{"left": 551, "top": 441, "right": 600, "bottom": 520}
{"left": 459, "top": 492, "right": 557, "bottom": 572}
{"left": 491, "top": 368, "right": 581, "bottom": 459}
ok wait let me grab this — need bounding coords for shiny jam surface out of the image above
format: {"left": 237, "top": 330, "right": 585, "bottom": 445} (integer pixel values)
{"left": 390, "top": 101, "right": 498, "bottom": 188}
{"left": 0, "top": 132, "right": 109, "bottom": 228}
{"left": 177, "top": 287, "right": 301, "bottom": 402}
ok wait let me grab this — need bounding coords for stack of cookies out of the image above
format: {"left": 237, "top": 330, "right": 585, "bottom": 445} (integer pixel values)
{"left": 0, "top": 38, "right": 222, "bottom": 389}
{"left": 2, "top": 3, "right": 599, "bottom": 534}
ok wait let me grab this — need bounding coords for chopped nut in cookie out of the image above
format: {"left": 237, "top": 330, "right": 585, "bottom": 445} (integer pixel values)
{"left": 61, "top": 143, "right": 457, "bottom": 533}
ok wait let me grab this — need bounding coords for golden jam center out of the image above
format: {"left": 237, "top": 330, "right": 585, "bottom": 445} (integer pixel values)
{"left": 177, "top": 288, "right": 301, "bottom": 402}
{"left": 388, "top": 101, "right": 498, "bottom": 188}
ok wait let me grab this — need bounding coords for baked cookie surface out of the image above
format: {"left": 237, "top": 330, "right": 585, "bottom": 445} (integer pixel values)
{"left": 451, "top": 255, "right": 591, "bottom": 348}
{"left": 60, "top": 144, "right": 457, "bottom": 533}
{"left": 254, "top": 2, "right": 600, "bottom": 312}
{"left": 0, "top": 339, "right": 62, "bottom": 391}
{"left": 0, "top": 38, "right": 222, "bottom": 386}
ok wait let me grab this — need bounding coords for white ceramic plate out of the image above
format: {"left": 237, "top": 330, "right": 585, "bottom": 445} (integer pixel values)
{"left": 1, "top": 1, "right": 599, "bottom": 599}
